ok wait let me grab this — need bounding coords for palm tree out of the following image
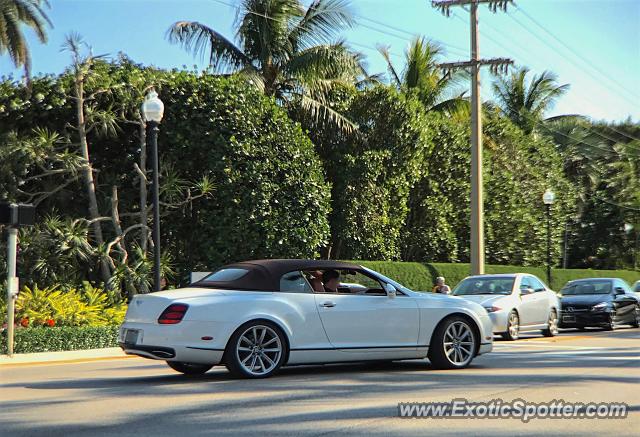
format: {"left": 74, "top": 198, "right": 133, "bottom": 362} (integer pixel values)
{"left": 167, "top": 0, "right": 363, "bottom": 130}
{"left": 492, "top": 66, "right": 569, "bottom": 134}
{"left": 378, "top": 37, "right": 467, "bottom": 117}
{"left": 0, "top": 0, "right": 51, "bottom": 77}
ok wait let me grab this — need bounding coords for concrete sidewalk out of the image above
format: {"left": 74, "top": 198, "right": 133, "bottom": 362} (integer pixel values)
{"left": 0, "top": 347, "right": 134, "bottom": 366}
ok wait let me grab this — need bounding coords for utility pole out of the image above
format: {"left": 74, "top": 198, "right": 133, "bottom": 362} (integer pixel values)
{"left": 431, "top": 0, "right": 513, "bottom": 276}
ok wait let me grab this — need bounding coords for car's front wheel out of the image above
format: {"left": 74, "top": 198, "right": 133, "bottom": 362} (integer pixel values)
{"left": 604, "top": 312, "right": 616, "bottom": 331}
{"left": 542, "top": 309, "right": 559, "bottom": 337}
{"left": 631, "top": 305, "right": 640, "bottom": 328}
{"left": 428, "top": 316, "right": 477, "bottom": 370}
{"left": 166, "top": 361, "right": 213, "bottom": 375}
{"left": 501, "top": 311, "right": 520, "bottom": 341}
{"left": 225, "top": 320, "right": 287, "bottom": 378}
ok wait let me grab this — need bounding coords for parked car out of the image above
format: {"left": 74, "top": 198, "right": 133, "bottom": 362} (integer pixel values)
{"left": 452, "top": 274, "right": 560, "bottom": 341}
{"left": 558, "top": 278, "right": 640, "bottom": 330}
{"left": 119, "top": 259, "right": 494, "bottom": 378}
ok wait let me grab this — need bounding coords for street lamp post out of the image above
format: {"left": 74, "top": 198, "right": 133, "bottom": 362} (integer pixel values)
{"left": 624, "top": 223, "right": 637, "bottom": 270}
{"left": 542, "top": 189, "right": 556, "bottom": 287}
{"left": 142, "top": 91, "right": 164, "bottom": 292}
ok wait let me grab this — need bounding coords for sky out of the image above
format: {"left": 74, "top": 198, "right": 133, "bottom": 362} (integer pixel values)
{"left": 1, "top": 0, "right": 639, "bottom": 122}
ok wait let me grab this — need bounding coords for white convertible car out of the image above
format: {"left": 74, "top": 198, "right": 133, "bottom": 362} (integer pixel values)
{"left": 120, "top": 260, "right": 493, "bottom": 378}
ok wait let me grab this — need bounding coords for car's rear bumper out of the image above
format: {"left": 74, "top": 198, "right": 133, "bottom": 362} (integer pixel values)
{"left": 119, "top": 322, "right": 226, "bottom": 364}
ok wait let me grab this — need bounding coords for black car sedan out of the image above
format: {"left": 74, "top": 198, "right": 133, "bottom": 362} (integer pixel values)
{"left": 559, "top": 278, "right": 640, "bottom": 330}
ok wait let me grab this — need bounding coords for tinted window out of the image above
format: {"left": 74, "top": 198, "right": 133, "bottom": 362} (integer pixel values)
{"left": 453, "top": 277, "right": 514, "bottom": 295}
{"left": 634, "top": 281, "right": 640, "bottom": 293}
{"left": 529, "top": 276, "right": 547, "bottom": 292}
{"left": 280, "top": 271, "right": 312, "bottom": 293}
{"left": 202, "top": 268, "right": 249, "bottom": 282}
{"left": 560, "top": 280, "right": 612, "bottom": 295}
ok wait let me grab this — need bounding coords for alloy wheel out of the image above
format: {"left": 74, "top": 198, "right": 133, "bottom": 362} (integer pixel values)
{"left": 443, "top": 321, "right": 475, "bottom": 366}
{"left": 548, "top": 311, "right": 559, "bottom": 335}
{"left": 235, "top": 325, "right": 283, "bottom": 376}
{"left": 508, "top": 312, "right": 520, "bottom": 340}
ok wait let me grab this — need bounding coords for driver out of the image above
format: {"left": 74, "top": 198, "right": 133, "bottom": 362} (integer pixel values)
{"left": 322, "top": 270, "right": 341, "bottom": 293}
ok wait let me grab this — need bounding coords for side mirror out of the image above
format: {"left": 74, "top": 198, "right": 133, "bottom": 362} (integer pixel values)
{"left": 614, "top": 287, "right": 625, "bottom": 296}
{"left": 520, "top": 287, "right": 534, "bottom": 296}
{"left": 383, "top": 283, "right": 397, "bottom": 299}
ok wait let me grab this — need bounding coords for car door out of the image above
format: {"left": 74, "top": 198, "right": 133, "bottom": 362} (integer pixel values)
{"left": 517, "top": 276, "right": 545, "bottom": 326}
{"left": 313, "top": 270, "right": 420, "bottom": 351}
{"left": 529, "top": 276, "right": 553, "bottom": 323}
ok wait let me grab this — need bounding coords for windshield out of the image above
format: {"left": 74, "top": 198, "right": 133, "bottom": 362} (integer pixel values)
{"left": 361, "top": 267, "right": 412, "bottom": 294}
{"left": 453, "top": 277, "right": 514, "bottom": 295}
{"left": 561, "top": 280, "right": 612, "bottom": 295}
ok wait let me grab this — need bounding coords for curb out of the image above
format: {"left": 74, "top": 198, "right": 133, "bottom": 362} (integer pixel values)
{"left": 0, "top": 347, "right": 136, "bottom": 367}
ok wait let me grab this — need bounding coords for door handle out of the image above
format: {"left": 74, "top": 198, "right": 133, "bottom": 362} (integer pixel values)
{"left": 320, "top": 301, "right": 336, "bottom": 308}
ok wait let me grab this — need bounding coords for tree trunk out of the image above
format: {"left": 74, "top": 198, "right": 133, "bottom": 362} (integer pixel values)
{"left": 74, "top": 72, "right": 111, "bottom": 283}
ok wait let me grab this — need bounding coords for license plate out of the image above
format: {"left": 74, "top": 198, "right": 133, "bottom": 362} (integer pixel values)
{"left": 124, "top": 329, "right": 140, "bottom": 345}
{"left": 562, "top": 315, "right": 575, "bottom": 323}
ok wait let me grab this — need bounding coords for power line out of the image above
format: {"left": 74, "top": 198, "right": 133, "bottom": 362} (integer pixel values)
{"left": 464, "top": 6, "right": 640, "bottom": 147}
{"left": 506, "top": 5, "right": 639, "bottom": 109}
{"left": 515, "top": 3, "right": 640, "bottom": 101}
{"left": 211, "top": 0, "right": 468, "bottom": 58}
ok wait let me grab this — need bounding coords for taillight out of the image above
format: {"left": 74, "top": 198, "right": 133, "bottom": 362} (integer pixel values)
{"left": 158, "top": 304, "right": 189, "bottom": 324}
{"left": 484, "top": 306, "right": 502, "bottom": 313}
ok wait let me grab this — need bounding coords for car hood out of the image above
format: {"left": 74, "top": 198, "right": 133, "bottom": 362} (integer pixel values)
{"left": 452, "top": 294, "right": 509, "bottom": 306}
{"left": 560, "top": 294, "right": 611, "bottom": 306}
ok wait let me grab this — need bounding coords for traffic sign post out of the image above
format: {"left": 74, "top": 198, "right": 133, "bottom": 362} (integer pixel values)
{"left": 1, "top": 202, "right": 35, "bottom": 356}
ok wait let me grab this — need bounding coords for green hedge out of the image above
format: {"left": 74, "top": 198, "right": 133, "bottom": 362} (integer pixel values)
{"left": 1, "top": 326, "right": 119, "bottom": 354}
{"left": 356, "top": 261, "right": 640, "bottom": 291}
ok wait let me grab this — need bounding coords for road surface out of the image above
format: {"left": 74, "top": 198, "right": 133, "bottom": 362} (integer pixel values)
{"left": 1, "top": 328, "right": 638, "bottom": 436}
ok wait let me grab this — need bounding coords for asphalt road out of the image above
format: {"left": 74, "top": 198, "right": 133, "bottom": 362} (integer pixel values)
{"left": 1, "top": 328, "right": 638, "bottom": 437}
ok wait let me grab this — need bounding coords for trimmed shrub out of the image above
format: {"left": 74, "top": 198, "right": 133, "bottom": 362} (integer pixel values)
{"left": 418, "top": 263, "right": 640, "bottom": 291}
{"left": 1, "top": 326, "right": 119, "bottom": 354}
{"left": 355, "top": 260, "right": 640, "bottom": 292}
{"left": 356, "top": 261, "right": 434, "bottom": 291}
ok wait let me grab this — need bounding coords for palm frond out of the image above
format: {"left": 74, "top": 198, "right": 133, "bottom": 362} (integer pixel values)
{"left": 376, "top": 44, "right": 401, "bottom": 87}
{"left": 296, "top": 92, "right": 357, "bottom": 133}
{"left": 288, "top": 0, "right": 354, "bottom": 51}
{"left": 237, "top": 0, "right": 299, "bottom": 65}
{"left": 167, "top": 21, "right": 249, "bottom": 72}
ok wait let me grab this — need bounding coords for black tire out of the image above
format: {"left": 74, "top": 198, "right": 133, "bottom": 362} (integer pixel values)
{"left": 631, "top": 305, "right": 640, "bottom": 328}
{"left": 224, "top": 320, "right": 288, "bottom": 378}
{"left": 500, "top": 310, "right": 520, "bottom": 341}
{"left": 428, "top": 315, "right": 478, "bottom": 370}
{"left": 166, "top": 361, "right": 213, "bottom": 375}
{"left": 542, "top": 309, "right": 559, "bottom": 337}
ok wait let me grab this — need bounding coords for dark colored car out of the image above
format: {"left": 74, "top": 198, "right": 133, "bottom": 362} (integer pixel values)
{"left": 559, "top": 278, "right": 640, "bottom": 330}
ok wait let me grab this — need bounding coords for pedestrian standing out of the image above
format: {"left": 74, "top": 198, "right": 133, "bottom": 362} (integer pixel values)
{"left": 432, "top": 276, "right": 451, "bottom": 294}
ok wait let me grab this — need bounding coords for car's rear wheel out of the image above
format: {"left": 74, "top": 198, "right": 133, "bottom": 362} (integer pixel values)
{"left": 225, "top": 320, "right": 287, "bottom": 378}
{"left": 428, "top": 316, "right": 477, "bottom": 370}
{"left": 542, "top": 309, "right": 558, "bottom": 337}
{"left": 501, "top": 311, "right": 520, "bottom": 341}
{"left": 166, "top": 361, "right": 213, "bottom": 375}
